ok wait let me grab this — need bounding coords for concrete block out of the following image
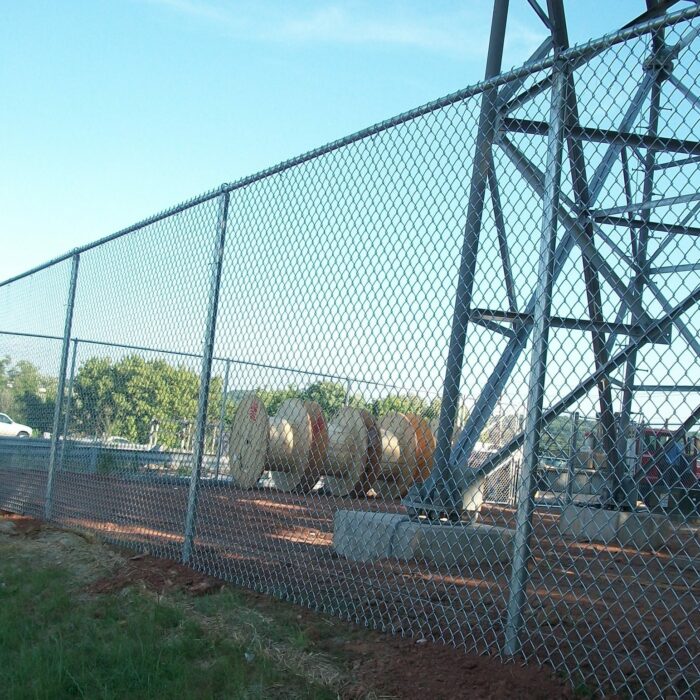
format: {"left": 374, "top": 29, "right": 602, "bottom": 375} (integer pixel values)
{"left": 333, "top": 509, "right": 513, "bottom": 567}
{"left": 559, "top": 504, "right": 676, "bottom": 550}
{"left": 333, "top": 510, "right": 415, "bottom": 561}
{"left": 536, "top": 466, "right": 605, "bottom": 497}
{"left": 413, "top": 521, "right": 513, "bottom": 567}
{"left": 668, "top": 488, "right": 700, "bottom": 526}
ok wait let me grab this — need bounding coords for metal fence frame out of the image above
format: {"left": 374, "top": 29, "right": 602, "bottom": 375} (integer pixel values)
{"left": 2, "top": 4, "right": 700, "bottom": 698}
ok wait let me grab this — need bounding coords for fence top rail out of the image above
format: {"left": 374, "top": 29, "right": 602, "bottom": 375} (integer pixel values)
{"left": 0, "top": 329, "right": 400, "bottom": 391}
{"left": 2, "top": 3, "right": 699, "bottom": 290}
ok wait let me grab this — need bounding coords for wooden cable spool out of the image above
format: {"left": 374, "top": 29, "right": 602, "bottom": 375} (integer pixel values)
{"left": 228, "top": 394, "right": 328, "bottom": 492}
{"left": 408, "top": 414, "right": 436, "bottom": 481}
{"left": 321, "top": 407, "right": 381, "bottom": 497}
{"left": 228, "top": 394, "right": 269, "bottom": 489}
{"left": 229, "top": 397, "right": 437, "bottom": 499}
{"left": 372, "top": 412, "right": 436, "bottom": 500}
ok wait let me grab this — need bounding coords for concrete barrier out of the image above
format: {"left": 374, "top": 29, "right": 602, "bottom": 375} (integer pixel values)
{"left": 333, "top": 509, "right": 513, "bottom": 567}
{"left": 558, "top": 503, "right": 676, "bottom": 551}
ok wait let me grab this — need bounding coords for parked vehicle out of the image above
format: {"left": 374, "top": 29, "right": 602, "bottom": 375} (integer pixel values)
{"left": 0, "top": 413, "right": 33, "bottom": 438}
{"left": 582, "top": 421, "right": 700, "bottom": 510}
{"left": 637, "top": 428, "right": 700, "bottom": 510}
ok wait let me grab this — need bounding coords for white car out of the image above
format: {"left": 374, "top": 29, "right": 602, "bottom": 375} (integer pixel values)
{"left": 0, "top": 413, "right": 33, "bottom": 438}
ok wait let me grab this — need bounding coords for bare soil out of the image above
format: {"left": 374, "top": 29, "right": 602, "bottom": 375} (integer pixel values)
{"left": 342, "top": 638, "right": 575, "bottom": 700}
{"left": 2, "top": 467, "right": 699, "bottom": 698}
{"left": 1, "top": 509, "right": 575, "bottom": 699}
{"left": 88, "top": 552, "right": 224, "bottom": 596}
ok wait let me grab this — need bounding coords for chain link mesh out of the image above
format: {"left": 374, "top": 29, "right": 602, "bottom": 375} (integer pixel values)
{"left": 2, "top": 10, "right": 700, "bottom": 698}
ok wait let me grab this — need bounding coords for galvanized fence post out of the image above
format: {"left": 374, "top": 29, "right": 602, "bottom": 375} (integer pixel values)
{"left": 214, "top": 358, "right": 231, "bottom": 480}
{"left": 182, "top": 189, "right": 230, "bottom": 563}
{"left": 503, "top": 62, "right": 567, "bottom": 657}
{"left": 58, "top": 338, "right": 78, "bottom": 472}
{"left": 45, "top": 253, "right": 80, "bottom": 520}
{"left": 566, "top": 411, "right": 580, "bottom": 505}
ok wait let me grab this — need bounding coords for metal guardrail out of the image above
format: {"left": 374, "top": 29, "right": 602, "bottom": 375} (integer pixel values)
{"left": 0, "top": 438, "right": 195, "bottom": 475}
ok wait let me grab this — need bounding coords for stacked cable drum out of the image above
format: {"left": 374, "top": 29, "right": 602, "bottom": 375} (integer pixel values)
{"left": 372, "top": 413, "right": 436, "bottom": 499}
{"left": 321, "top": 407, "right": 381, "bottom": 496}
{"left": 228, "top": 394, "right": 448, "bottom": 498}
{"left": 229, "top": 395, "right": 328, "bottom": 492}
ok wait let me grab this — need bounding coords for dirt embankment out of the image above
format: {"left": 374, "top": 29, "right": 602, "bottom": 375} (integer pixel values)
{"left": 1, "top": 510, "right": 578, "bottom": 700}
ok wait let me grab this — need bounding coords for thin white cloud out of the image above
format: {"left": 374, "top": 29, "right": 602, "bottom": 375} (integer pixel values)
{"left": 145, "top": 0, "right": 236, "bottom": 26}
{"left": 275, "top": 5, "right": 480, "bottom": 54}
{"left": 141, "top": 0, "right": 545, "bottom": 62}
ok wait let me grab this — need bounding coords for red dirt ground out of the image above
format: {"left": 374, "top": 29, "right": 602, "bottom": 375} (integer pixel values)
{"left": 1, "top": 509, "right": 576, "bottom": 699}
{"left": 1, "top": 510, "right": 44, "bottom": 536}
{"left": 2, "top": 468, "right": 698, "bottom": 698}
{"left": 88, "top": 552, "right": 225, "bottom": 596}
{"left": 344, "top": 638, "right": 576, "bottom": 700}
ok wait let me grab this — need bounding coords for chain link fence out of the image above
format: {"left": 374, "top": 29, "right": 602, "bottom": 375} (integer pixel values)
{"left": 2, "top": 7, "right": 700, "bottom": 697}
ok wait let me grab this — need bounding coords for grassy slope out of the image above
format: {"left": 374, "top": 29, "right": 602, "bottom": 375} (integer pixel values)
{"left": 0, "top": 538, "right": 335, "bottom": 700}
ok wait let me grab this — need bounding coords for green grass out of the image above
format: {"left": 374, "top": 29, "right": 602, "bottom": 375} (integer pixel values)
{"left": 0, "top": 544, "right": 335, "bottom": 699}
{"left": 189, "top": 587, "right": 367, "bottom": 665}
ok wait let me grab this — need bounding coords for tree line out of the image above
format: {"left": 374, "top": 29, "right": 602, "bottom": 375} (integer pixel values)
{"left": 0, "top": 355, "right": 448, "bottom": 450}
{"left": 4, "top": 354, "right": 595, "bottom": 456}
{"left": 0, "top": 357, "right": 58, "bottom": 434}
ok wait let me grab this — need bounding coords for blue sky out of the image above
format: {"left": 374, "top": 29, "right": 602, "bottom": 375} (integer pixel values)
{"left": 0, "top": 0, "right": 636, "bottom": 281}
{"left": 2, "top": 2, "right": 699, "bottom": 429}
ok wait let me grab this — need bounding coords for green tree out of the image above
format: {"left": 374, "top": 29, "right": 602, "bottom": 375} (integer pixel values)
{"left": 0, "top": 358, "right": 58, "bottom": 432}
{"left": 257, "top": 386, "right": 302, "bottom": 416}
{"left": 71, "top": 355, "right": 223, "bottom": 449}
{"left": 243, "top": 381, "right": 371, "bottom": 420}
{"left": 71, "top": 357, "right": 116, "bottom": 439}
{"left": 0, "top": 356, "right": 14, "bottom": 415}
{"left": 301, "top": 381, "right": 348, "bottom": 418}
{"left": 17, "top": 392, "right": 57, "bottom": 434}
{"left": 372, "top": 393, "right": 429, "bottom": 417}
{"left": 9, "top": 360, "right": 43, "bottom": 396}
{"left": 424, "top": 397, "right": 442, "bottom": 421}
